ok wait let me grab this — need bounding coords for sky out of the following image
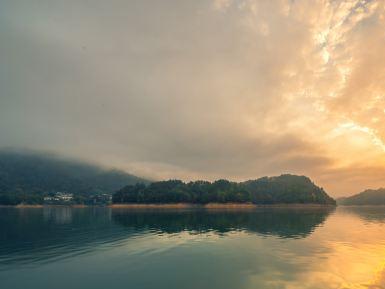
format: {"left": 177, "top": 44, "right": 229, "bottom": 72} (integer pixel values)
{"left": 1, "top": 0, "right": 385, "bottom": 197}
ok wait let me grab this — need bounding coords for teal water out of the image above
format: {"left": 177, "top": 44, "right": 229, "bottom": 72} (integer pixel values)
{"left": 1, "top": 206, "right": 385, "bottom": 289}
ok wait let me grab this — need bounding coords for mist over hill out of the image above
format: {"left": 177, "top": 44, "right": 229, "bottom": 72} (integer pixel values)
{"left": 0, "top": 150, "right": 149, "bottom": 204}
{"left": 0, "top": 150, "right": 336, "bottom": 206}
{"left": 337, "top": 189, "right": 385, "bottom": 206}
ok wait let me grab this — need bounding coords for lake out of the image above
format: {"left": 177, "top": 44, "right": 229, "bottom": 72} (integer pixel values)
{"left": 1, "top": 206, "right": 385, "bottom": 289}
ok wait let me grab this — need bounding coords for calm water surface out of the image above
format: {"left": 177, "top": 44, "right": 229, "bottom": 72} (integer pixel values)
{"left": 1, "top": 206, "right": 385, "bottom": 289}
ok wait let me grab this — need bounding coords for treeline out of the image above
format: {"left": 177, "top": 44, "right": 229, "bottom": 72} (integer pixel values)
{"left": 113, "top": 174, "right": 336, "bottom": 205}
{"left": 0, "top": 192, "right": 43, "bottom": 205}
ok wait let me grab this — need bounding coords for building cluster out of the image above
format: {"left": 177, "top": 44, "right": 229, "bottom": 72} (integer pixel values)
{"left": 43, "top": 192, "right": 112, "bottom": 205}
{"left": 44, "top": 192, "right": 74, "bottom": 203}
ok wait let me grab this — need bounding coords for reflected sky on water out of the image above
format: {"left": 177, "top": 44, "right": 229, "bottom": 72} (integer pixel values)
{"left": 0, "top": 206, "right": 384, "bottom": 289}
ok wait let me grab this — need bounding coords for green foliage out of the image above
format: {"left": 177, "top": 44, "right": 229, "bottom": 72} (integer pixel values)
{"left": 113, "top": 174, "right": 336, "bottom": 205}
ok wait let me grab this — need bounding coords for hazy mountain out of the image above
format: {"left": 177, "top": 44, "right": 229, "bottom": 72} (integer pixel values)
{"left": 337, "top": 188, "right": 385, "bottom": 205}
{"left": 0, "top": 150, "right": 149, "bottom": 204}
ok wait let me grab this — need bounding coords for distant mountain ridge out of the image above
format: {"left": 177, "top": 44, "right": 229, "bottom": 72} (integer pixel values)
{"left": 0, "top": 150, "right": 149, "bottom": 204}
{"left": 337, "top": 188, "right": 385, "bottom": 205}
{"left": 113, "top": 174, "right": 336, "bottom": 205}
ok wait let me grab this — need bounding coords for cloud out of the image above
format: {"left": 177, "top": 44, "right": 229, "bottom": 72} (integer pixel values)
{"left": 1, "top": 0, "right": 385, "bottom": 196}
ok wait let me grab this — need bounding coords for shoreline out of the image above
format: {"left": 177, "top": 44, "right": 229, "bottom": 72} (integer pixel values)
{"left": 109, "top": 203, "right": 336, "bottom": 209}
{"left": 0, "top": 204, "right": 88, "bottom": 208}
{"left": 0, "top": 203, "right": 336, "bottom": 209}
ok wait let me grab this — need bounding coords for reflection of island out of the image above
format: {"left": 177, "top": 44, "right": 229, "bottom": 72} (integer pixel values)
{"left": 43, "top": 206, "right": 74, "bottom": 224}
{"left": 339, "top": 206, "right": 385, "bottom": 223}
{"left": 112, "top": 208, "right": 335, "bottom": 238}
{"left": 0, "top": 207, "right": 334, "bottom": 267}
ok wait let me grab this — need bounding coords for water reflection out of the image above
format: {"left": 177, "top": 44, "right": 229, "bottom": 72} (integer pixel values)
{"left": 43, "top": 206, "right": 74, "bottom": 224}
{"left": 0, "top": 207, "right": 118, "bottom": 266}
{"left": 339, "top": 206, "right": 385, "bottom": 223}
{"left": 1, "top": 206, "right": 385, "bottom": 289}
{"left": 0, "top": 207, "right": 333, "bottom": 266}
{"left": 112, "top": 208, "right": 334, "bottom": 238}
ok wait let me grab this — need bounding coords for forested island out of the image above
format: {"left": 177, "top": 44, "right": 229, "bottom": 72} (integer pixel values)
{"left": 337, "top": 188, "right": 385, "bottom": 205}
{"left": 112, "top": 175, "right": 336, "bottom": 205}
{"left": 0, "top": 151, "right": 336, "bottom": 206}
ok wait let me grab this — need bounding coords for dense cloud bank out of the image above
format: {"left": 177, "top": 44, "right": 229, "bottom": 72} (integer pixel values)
{"left": 1, "top": 0, "right": 385, "bottom": 196}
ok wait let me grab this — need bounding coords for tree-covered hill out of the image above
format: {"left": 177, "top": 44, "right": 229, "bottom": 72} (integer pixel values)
{"left": 113, "top": 174, "right": 336, "bottom": 205}
{"left": 0, "top": 150, "right": 149, "bottom": 205}
{"left": 337, "top": 188, "right": 385, "bottom": 205}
